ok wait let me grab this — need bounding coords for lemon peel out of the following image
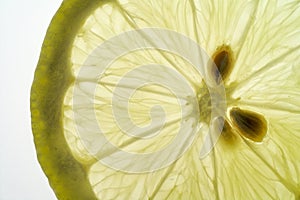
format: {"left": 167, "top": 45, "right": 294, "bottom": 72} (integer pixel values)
{"left": 31, "top": 0, "right": 300, "bottom": 199}
{"left": 30, "top": 0, "right": 106, "bottom": 199}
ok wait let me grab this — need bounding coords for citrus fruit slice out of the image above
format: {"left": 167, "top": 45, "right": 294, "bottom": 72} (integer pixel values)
{"left": 31, "top": 0, "right": 300, "bottom": 199}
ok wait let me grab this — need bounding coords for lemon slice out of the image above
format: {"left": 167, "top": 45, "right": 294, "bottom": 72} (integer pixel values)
{"left": 31, "top": 0, "right": 300, "bottom": 199}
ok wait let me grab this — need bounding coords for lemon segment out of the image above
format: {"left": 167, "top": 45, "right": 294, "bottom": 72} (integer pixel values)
{"left": 65, "top": 0, "right": 300, "bottom": 199}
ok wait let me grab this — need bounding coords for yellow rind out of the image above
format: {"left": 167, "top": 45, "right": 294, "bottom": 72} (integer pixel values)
{"left": 30, "top": 0, "right": 112, "bottom": 199}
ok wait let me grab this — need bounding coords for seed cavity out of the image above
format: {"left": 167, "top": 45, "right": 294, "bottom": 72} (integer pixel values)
{"left": 211, "top": 45, "right": 233, "bottom": 84}
{"left": 220, "top": 119, "right": 238, "bottom": 142}
{"left": 213, "top": 117, "right": 240, "bottom": 149}
{"left": 229, "top": 107, "right": 267, "bottom": 142}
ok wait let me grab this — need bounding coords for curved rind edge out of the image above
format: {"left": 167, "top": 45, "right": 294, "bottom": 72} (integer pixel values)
{"left": 30, "top": 0, "right": 111, "bottom": 199}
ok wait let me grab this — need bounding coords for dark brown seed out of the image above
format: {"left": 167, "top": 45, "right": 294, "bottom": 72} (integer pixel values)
{"left": 212, "top": 46, "right": 233, "bottom": 84}
{"left": 230, "top": 107, "right": 267, "bottom": 142}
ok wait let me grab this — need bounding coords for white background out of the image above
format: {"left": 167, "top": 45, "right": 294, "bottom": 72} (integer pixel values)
{"left": 0, "top": 0, "right": 62, "bottom": 199}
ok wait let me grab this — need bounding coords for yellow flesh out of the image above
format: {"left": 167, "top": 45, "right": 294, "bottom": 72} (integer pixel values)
{"left": 32, "top": 0, "right": 300, "bottom": 199}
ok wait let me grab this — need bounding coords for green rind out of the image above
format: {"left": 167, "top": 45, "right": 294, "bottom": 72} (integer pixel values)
{"left": 30, "top": 0, "right": 111, "bottom": 199}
